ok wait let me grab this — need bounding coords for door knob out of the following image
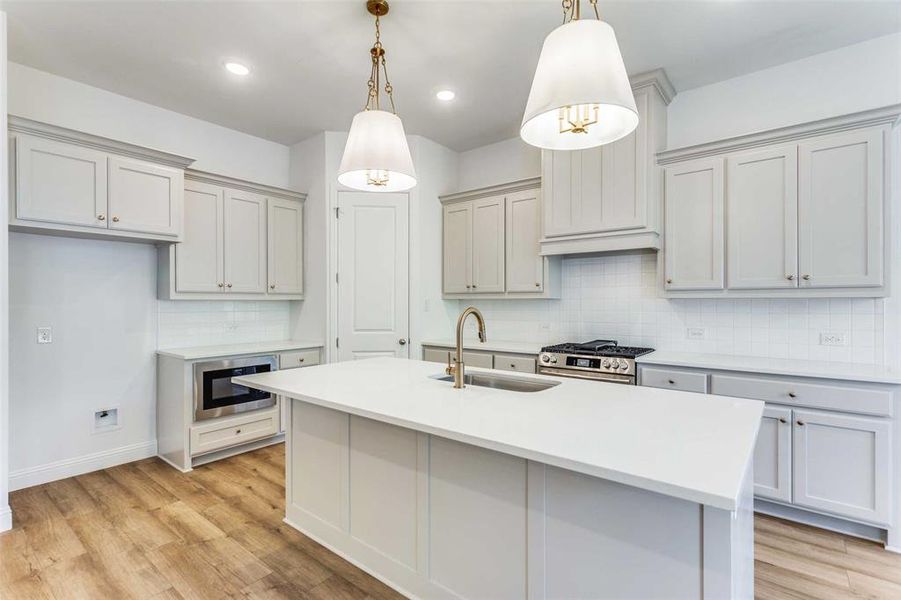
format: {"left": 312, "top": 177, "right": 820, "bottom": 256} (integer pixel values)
{"left": 398, "top": 338, "right": 407, "bottom": 345}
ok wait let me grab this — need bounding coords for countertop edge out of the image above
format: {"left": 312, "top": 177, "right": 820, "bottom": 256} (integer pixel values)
{"left": 157, "top": 340, "right": 325, "bottom": 361}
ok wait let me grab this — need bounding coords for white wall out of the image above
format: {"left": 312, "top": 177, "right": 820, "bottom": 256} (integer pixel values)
{"left": 8, "top": 62, "right": 291, "bottom": 187}
{"left": 667, "top": 33, "right": 901, "bottom": 149}
{"left": 457, "top": 136, "right": 539, "bottom": 191}
{"left": 0, "top": 10, "right": 11, "bottom": 531}
{"left": 9, "top": 234, "right": 158, "bottom": 488}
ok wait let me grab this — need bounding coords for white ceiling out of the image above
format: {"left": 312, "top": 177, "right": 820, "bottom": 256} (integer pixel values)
{"left": 3, "top": 0, "right": 900, "bottom": 151}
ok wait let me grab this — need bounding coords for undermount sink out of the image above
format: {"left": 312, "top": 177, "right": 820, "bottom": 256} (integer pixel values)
{"left": 432, "top": 372, "right": 560, "bottom": 393}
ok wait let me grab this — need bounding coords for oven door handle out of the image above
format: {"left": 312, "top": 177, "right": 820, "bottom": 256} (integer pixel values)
{"left": 537, "top": 367, "right": 634, "bottom": 384}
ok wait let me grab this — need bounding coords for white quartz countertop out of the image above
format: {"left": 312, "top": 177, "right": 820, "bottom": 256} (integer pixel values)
{"left": 234, "top": 357, "right": 763, "bottom": 510}
{"left": 157, "top": 340, "right": 324, "bottom": 361}
{"left": 638, "top": 351, "right": 901, "bottom": 385}
{"left": 421, "top": 339, "right": 543, "bottom": 355}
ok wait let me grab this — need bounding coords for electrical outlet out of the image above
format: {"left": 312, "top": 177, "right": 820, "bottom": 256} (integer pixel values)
{"left": 686, "top": 327, "right": 707, "bottom": 340}
{"left": 93, "top": 407, "right": 120, "bottom": 433}
{"left": 37, "top": 327, "right": 52, "bottom": 344}
{"left": 820, "top": 332, "right": 847, "bottom": 346}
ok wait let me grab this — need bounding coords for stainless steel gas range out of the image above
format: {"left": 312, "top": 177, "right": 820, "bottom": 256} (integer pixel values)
{"left": 538, "top": 339, "right": 655, "bottom": 385}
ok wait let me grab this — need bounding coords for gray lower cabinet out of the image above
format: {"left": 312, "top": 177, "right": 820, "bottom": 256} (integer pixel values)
{"left": 639, "top": 364, "right": 896, "bottom": 530}
{"left": 422, "top": 346, "right": 536, "bottom": 373}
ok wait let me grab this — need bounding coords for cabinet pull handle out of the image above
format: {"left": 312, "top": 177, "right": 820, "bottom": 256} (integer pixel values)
{"left": 97, "top": 214, "right": 106, "bottom": 221}
{"left": 786, "top": 274, "right": 795, "bottom": 281}
{"left": 235, "top": 428, "right": 242, "bottom": 434}
{"left": 510, "top": 363, "right": 516, "bottom": 368}
{"left": 788, "top": 392, "right": 796, "bottom": 398}
{"left": 112, "top": 216, "right": 119, "bottom": 223}
{"left": 779, "top": 418, "right": 787, "bottom": 424}
{"left": 802, "top": 274, "right": 810, "bottom": 281}
{"left": 535, "top": 282, "right": 541, "bottom": 287}
{"left": 298, "top": 358, "right": 305, "bottom": 363}
{"left": 668, "top": 379, "right": 675, "bottom": 385}
{"left": 472, "top": 284, "right": 477, "bottom": 289}
{"left": 796, "top": 420, "right": 805, "bottom": 426}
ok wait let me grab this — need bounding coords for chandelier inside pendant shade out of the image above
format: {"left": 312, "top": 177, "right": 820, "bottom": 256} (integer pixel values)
{"left": 521, "top": 14, "right": 638, "bottom": 151}
{"left": 338, "top": 0, "right": 416, "bottom": 192}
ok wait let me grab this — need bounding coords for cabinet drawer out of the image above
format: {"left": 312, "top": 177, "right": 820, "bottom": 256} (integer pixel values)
{"left": 463, "top": 351, "right": 493, "bottom": 369}
{"left": 190, "top": 408, "right": 279, "bottom": 457}
{"left": 494, "top": 354, "right": 536, "bottom": 374}
{"left": 640, "top": 367, "right": 708, "bottom": 393}
{"left": 710, "top": 374, "right": 892, "bottom": 417}
{"left": 279, "top": 349, "right": 320, "bottom": 370}
{"left": 423, "top": 347, "right": 452, "bottom": 364}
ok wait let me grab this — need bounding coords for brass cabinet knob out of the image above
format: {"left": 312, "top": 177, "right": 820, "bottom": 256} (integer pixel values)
{"left": 802, "top": 275, "right": 810, "bottom": 281}
{"left": 779, "top": 418, "right": 787, "bottom": 424}
{"left": 535, "top": 282, "right": 541, "bottom": 287}
{"left": 666, "top": 278, "right": 673, "bottom": 284}
{"left": 796, "top": 420, "right": 805, "bottom": 426}
{"left": 270, "top": 284, "right": 276, "bottom": 289}
{"left": 112, "top": 216, "right": 119, "bottom": 223}
{"left": 298, "top": 358, "right": 305, "bottom": 363}
{"left": 788, "top": 391, "right": 796, "bottom": 398}
{"left": 786, "top": 274, "right": 795, "bottom": 280}
{"left": 217, "top": 283, "right": 224, "bottom": 288}
{"left": 226, "top": 283, "right": 233, "bottom": 288}
{"left": 668, "top": 379, "right": 675, "bottom": 385}
{"left": 235, "top": 428, "right": 242, "bottom": 434}
{"left": 97, "top": 214, "right": 106, "bottom": 221}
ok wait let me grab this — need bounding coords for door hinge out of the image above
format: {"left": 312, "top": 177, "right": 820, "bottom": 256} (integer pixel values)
{"left": 335, "top": 207, "right": 340, "bottom": 219}
{"left": 335, "top": 337, "right": 340, "bottom": 348}
{"left": 335, "top": 272, "right": 339, "bottom": 284}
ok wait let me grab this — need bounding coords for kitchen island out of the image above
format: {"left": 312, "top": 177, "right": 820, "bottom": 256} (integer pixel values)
{"left": 234, "top": 357, "right": 763, "bottom": 600}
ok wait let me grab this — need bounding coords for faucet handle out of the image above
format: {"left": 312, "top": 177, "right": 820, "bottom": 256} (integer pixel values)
{"left": 445, "top": 351, "right": 454, "bottom": 376}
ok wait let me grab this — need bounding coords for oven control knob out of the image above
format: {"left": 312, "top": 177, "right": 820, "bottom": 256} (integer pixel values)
{"left": 540, "top": 354, "right": 551, "bottom": 363}
{"left": 550, "top": 356, "right": 558, "bottom": 364}
{"left": 619, "top": 362, "right": 629, "bottom": 370}
{"left": 602, "top": 359, "right": 611, "bottom": 368}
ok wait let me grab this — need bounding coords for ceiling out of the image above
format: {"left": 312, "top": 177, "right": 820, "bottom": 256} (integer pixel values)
{"left": 3, "top": 0, "right": 900, "bottom": 151}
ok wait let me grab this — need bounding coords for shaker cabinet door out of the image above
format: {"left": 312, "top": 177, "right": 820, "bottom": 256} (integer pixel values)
{"left": 798, "top": 129, "right": 883, "bottom": 288}
{"left": 175, "top": 181, "right": 224, "bottom": 293}
{"left": 267, "top": 198, "right": 304, "bottom": 295}
{"left": 754, "top": 406, "right": 793, "bottom": 503}
{"left": 471, "top": 196, "right": 505, "bottom": 293}
{"left": 224, "top": 189, "right": 268, "bottom": 293}
{"left": 443, "top": 202, "right": 472, "bottom": 294}
{"left": 15, "top": 135, "right": 108, "bottom": 228}
{"left": 726, "top": 145, "right": 798, "bottom": 289}
{"left": 792, "top": 409, "right": 891, "bottom": 525}
{"left": 663, "top": 158, "right": 724, "bottom": 290}
{"left": 506, "top": 190, "right": 543, "bottom": 292}
{"left": 108, "top": 156, "right": 182, "bottom": 237}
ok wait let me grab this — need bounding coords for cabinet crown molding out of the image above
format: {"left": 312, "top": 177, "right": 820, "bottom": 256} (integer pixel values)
{"left": 440, "top": 177, "right": 541, "bottom": 205}
{"left": 629, "top": 68, "right": 676, "bottom": 105}
{"left": 185, "top": 169, "right": 306, "bottom": 202}
{"left": 8, "top": 115, "right": 196, "bottom": 169}
{"left": 657, "top": 104, "right": 901, "bottom": 165}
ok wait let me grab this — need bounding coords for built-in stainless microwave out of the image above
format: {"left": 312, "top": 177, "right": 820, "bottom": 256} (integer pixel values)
{"left": 193, "top": 355, "right": 277, "bottom": 421}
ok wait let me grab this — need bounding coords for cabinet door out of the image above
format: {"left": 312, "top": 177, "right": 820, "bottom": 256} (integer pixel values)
{"left": 506, "top": 190, "right": 543, "bottom": 292}
{"left": 792, "top": 409, "right": 891, "bottom": 525}
{"left": 107, "top": 157, "right": 182, "bottom": 236}
{"left": 727, "top": 145, "right": 798, "bottom": 289}
{"left": 175, "top": 181, "right": 224, "bottom": 293}
{"left": 798, "top": 129, "right": 884, "bottom": 288}
{"left": 224, "top": 189, "right": 267, "bottom": 293}
{"left": 471, "top": 196, "right": 505, "bottom": 293}
{"left": 600, "top": 87, "right": 648, "bottom": 231}
{"left": 754, "top": 406, "right": 792, "bottom": 503}
{"left": 267, "top": 198, "right": 304, "bottom": 295}
{"left": 664, "top": 158, "right": 725, "bottom": 290}
{"left": 15, "top": 135, "right": 108, "bottom": 228}
{"left": 542, "top": 148, "right": 605, "bottom": 237}
{"left": 443, "top": 202, "right": 472, "bottom": 293}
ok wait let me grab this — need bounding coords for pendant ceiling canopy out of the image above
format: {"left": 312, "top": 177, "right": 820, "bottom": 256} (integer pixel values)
{"left": 521, "top": 0, "right": 638, "bottom": 151}
{"left": 338, "top": 0, "right": 417, "bottom": 192}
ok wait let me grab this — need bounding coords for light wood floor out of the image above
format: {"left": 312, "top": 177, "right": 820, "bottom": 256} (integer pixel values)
{"left": 0, "top": 444, "right": 898, "bottom": 600}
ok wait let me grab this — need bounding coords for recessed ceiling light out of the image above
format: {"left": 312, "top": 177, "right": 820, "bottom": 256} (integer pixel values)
{"left": 225, "top": 62, "right": 250, "bottom": 76}
{"left": 436, "top": 90, "right": 456, "bottom": 101}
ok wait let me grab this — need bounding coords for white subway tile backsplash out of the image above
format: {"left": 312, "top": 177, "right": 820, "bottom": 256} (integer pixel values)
{"left": 463, "top": 252, "right": 886, "bottom": 364}
{"left": 157, "top": 300, "right": 291, "bottom": 349}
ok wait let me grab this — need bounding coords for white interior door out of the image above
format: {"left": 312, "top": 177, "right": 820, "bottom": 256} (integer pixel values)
{"left": 337, "top": 191, "right": 409, "bottom": 361}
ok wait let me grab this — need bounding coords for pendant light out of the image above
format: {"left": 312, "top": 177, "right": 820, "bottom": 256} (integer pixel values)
{"left": 520, "top": 0, "right": 638, "bottom": 151}
{"left": 338, "top": 0, "right": 417, "bottom": 192}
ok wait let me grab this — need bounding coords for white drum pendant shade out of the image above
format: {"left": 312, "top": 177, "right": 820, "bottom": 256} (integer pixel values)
{"left": 338, "top": 109, "right": 417, "bottom": 192}
{"left": 521, "top": 19, "right": 638, "bottom": 151}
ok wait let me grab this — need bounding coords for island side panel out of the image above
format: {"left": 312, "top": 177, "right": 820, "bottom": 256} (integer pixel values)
{"left": 703, "top": 457, "right": 755, "bottom": 599}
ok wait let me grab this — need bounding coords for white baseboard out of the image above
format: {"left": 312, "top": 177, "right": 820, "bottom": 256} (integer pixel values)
{"left": 0, "top": 505, "right": 12, "bottom": 532}
{"left": 9, "top": 440, "right": 158, "bottom": 491}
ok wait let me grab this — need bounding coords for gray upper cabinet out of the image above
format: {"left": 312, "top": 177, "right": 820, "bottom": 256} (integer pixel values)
{"left": 505, "top": 189, "right": 543, "bottom": 293}
{"left": 658, "top": 105, "right": 897, "bottom": 298}
{"left": 540, "top": 70, "right": 673, "bottom": 256}
{"left": 9, "top": 116, "right": 193, "bottom": 242}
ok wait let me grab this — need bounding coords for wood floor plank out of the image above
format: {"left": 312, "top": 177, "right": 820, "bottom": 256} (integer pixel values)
{"left": 5, "top": 443, "right": 901, "bottom": 600}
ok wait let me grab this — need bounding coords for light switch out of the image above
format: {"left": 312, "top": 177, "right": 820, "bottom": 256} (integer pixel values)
{"left": 37, "top": 327, "right": 52, "bottom": 344}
